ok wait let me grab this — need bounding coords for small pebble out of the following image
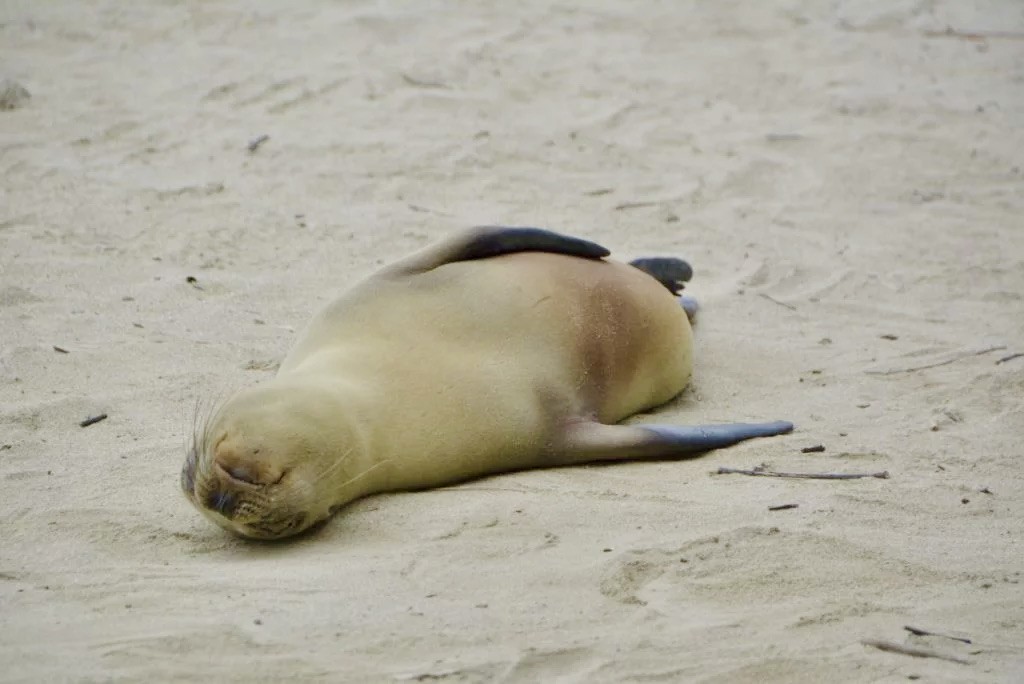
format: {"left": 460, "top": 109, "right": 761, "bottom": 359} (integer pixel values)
{"left": 0, "top": 78, "right": 30, "bottom": 110}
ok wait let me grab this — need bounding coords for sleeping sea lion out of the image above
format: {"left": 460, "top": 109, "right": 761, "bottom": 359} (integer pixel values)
{"left": 181, "top": 227, "right": 792, "bottom": 539}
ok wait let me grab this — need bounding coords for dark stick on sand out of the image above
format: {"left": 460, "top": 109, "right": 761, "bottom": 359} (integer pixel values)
{"left": 247, "top": 134, "right": 270, "bottom": 153}
{"left": 904, "top": 625, "right": 972, "bottom": 644}
{"left": 79, "top": 413, "right": 108, "bottom": 428}
{"left": 716, "top": 467, "right": 889, "bottom": 480}
{"left": 866, "top": 345, "right": 1005, "bottom": 375}
{"left": 862, "top": 639, "right": 970, "bottom": 665}
{"left": 758, "top": 293, "right": 797, "bottom": 311}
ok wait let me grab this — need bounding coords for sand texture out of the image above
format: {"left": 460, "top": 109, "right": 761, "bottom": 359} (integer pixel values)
{"left": 2, "top": 1, "right": 1023, "bottom": 682}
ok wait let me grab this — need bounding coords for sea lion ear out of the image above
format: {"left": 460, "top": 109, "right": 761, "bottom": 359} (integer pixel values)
{"left": 380, "top": 226, "right": 611, "bottom": 275}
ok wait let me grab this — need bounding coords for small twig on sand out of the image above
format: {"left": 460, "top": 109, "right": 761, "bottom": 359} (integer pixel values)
{"left": 79, "top": 413, "right": 108, "bottom": 428}
{"left": 613, "top": 201, "right": 659, "bottom": 211}
{"left": 801, "top": 444, "right": 825, "bottom": 453}
{"left": 904, "top": 625, "right": 972, "bottom": 644}
{"left": 866, "top": 345, "right": 1006, "bottom": 376}
{"left": 53, "top": 345, "right": 69, "bottom": 354}
{"left": 768, "top": 503, "right": 799, "bottom": 511}
{"left": 862, "top": 639, "right": 970, "bottom": 665}
{"left": 995, "top": 352, "right": 1023, "bottom": 365}
{"left": 400, "top": 73, "right": 450, "bottom": 89}
{"left": 407, "top": 204, "right": 452, "bottom": 217}
{"left": 247, "top": 134, "right": 270, "bottom": 153}
{"left": 924, "top": 27, "right": 1024, "bottom": 42}
{"left": 758, "top": 293, "right": 797, "bottom": 311}
{"left": 716, "top": 467, "right": 889, "bottom": 480}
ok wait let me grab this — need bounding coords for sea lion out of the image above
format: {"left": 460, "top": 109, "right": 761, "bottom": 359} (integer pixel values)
{"left": 181, "top": 227, "right": 793, "bottom": 539}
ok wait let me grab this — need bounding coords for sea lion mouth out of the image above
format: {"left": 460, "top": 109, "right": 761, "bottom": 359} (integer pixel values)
{"left": 188, "top": 479, "right": 312, "bottom": 539}
{"left": 182, "top": 456, "right": 313, "bottom": 539}
{"left": 235, "top": 512, "right": 310, "bottom": 540}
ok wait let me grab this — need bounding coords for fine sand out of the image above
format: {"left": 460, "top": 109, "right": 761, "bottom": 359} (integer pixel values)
{"left": 2, "top": 2, "right": 1023, "bottom": 682}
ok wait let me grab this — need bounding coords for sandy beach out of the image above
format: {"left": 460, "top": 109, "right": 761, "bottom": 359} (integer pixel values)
{"left": 2, "top": 1, "right": 1023, "bottom": 681}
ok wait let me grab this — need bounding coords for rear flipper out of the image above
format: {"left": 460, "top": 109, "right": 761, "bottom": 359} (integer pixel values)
{"left": 629, "top": 257, "right": 693, "bottom": 295}
{"left": 558, "top": 420, "right": 794, "bottom": 464}
{"left": 382, "top": 226, "right": 610, "bottom": 276}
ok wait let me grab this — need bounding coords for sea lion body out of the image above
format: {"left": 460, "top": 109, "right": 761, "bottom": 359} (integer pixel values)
{"left": 282, "top": 253, "right": 691, "bottom": 488}
{"left": 183, "top": 228, "right": 791, "bottom": 539}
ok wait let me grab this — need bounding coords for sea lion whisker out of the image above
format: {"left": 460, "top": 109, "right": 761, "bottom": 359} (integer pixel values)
{"left": 196, "top": 386, "right": 232, "bottom": 461}
{"left": 191, "top": 390, "right": 213, "bottom": 450}
{"left": 334, "top": 459, "right": 391, "bottom": 493}
{"left": 264, "top": 448, "right": 356, "bottom": 508}
{"left": 184, "top": 396, "right": 193, "bottom": 448}
{"left": 309, "top": 445, "right": 355, "bottom": 486}
{"left": 191, "top": 399, "right": 213, "bottom": 470}
{"left": 265, "top": 449, "right": 371, "bottom": 515}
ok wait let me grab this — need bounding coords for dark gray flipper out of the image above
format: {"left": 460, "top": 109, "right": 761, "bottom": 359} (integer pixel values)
{"left": 640, "top": 422, "right": 794, "bottom": 452}
{"left": 454, "top": 226, "right": 609, "bottom": 262}
{"left": 383, "top": 226, "right": 610, "bottom": 276}
{"left": 629, "top": 257, "right": 693, "bottom": 295}
{"left": 559, "top": 420, "right": 793, "bottom": 464}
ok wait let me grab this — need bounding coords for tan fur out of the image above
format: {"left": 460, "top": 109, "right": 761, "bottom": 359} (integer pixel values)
{"left": 184, "top": 248, "right": 691, "bottom": 539}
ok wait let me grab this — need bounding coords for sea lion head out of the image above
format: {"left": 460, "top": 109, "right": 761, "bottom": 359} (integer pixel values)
{"left": 181, "top": 383, "right": 363, "bottom": 540}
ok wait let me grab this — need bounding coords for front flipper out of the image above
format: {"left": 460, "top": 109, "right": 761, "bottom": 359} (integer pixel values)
{"left": 629, "top": 257, "right": 693, "bottom": 295}
{"left": 558, "top": 420, "right": 794, "bottom": 464}
{"left": 381, "top": 226, "right": 610, "bottom": 276}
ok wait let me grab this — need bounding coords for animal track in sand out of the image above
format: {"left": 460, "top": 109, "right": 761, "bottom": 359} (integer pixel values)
{"left": 203, "top": 75, "right": 349, "bottom": 115}
{"left": 500, "top": 646, "right": 605, "bottom": 682}
{"left": 600, "top": 526, "right": 955, "bottom": 611}
{"left": 0, "top": 286, "right": 44, "bottom": 307}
